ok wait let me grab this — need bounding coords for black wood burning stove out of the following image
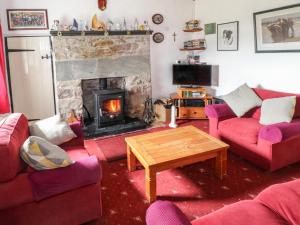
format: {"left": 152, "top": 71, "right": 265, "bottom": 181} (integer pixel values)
{"left": 94, "top": 89, "right": 125, "bottom": 128}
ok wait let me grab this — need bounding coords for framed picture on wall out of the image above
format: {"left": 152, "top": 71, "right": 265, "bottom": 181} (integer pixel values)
{"left": 254, "top": 4, "right": 300, "bottom": 53}
{"left": 217, "top": 21, "right": 239, "bottom": 51}
{"left": 7, "top": 9, "right": 49, "bottom": 30}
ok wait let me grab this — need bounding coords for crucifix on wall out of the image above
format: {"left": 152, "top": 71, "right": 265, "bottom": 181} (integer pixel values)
{"left": 98, "top": 0, "right": 107, "bottom": 10}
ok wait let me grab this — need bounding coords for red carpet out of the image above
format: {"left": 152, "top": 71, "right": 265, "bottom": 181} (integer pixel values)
{"left": 85, "top": 122, "right": 300, "bottom": 225}
{"left": 95, "top": 120, "right": 209, "bottom": 162}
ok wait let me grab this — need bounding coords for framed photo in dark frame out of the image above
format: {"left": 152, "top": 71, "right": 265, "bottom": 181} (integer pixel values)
{"left": 217, "top": 21, "right": 239, "bottom": 51}
{"left": 254, "top": 4, "right": 300, "bottom": 53}
{"left": 7, "top": 9, "right": 49, "bottom": 30}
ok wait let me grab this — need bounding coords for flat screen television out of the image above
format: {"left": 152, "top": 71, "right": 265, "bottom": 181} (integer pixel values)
{"left": 173, "top": 64, "right": 212, "bottom": 86}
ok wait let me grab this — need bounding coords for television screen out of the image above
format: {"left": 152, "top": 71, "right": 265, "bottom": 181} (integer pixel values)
{"left": 173, "top": 65, "right": 212, "bottom": 86}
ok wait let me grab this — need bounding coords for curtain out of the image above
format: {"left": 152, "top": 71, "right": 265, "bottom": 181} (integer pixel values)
{"left": 0, "top": 22, "right": 10, "bottom": 113}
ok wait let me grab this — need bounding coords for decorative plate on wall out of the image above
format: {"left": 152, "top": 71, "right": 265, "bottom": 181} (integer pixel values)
{"left": 153, "top": 32, "right": 164, "bottom": 43}
{"left": 152, "top": 14, "right": 164, "bottom": 25}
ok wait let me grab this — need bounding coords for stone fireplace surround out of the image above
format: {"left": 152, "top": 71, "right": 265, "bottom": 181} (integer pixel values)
{"left": 51, "top": 33, "right": 152, "bottom": 121}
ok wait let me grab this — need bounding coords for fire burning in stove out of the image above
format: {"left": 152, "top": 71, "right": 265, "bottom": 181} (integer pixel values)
{"left": 103, "top": 99, "right": 121, "bottom": 113}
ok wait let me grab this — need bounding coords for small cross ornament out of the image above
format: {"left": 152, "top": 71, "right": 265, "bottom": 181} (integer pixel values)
{"left": 172, "top": 32, "right": 177, "bottom": 42}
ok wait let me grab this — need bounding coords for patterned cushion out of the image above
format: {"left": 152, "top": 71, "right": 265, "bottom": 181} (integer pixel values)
{"left": 20, "top": 136, "right": 74, "bottom": 170}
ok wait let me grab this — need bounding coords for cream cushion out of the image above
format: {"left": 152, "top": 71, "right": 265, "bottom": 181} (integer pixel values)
{"left": 30, "top": 115, "right": 77, "bottom": 145}
{"left": 222, "top": 84, "right": 262, "bottom": 117}
{"left": 260, "top": 96, "right": 296, "bottom": 125}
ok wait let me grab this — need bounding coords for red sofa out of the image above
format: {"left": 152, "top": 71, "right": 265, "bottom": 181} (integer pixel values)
{"left": 146, "top": 179, "right": 300, "bottom": 225}
{"left": 205, "top": 88, "right": 300, "bottom": 171}
{"left": 0, "top": 113, "right": 102, "bottom": 225}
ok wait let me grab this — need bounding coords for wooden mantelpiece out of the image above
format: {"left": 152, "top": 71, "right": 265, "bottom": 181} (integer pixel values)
{"left": 50, "top": 30, "right": 153, "bottom": 36}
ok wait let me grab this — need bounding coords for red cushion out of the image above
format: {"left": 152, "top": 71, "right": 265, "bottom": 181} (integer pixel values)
{"left": 219, "top": 118, "right": 263, "bottom": 144}
{"left": 253, "top": 88, "right": 300, "bottom": 119}
{"left": 0, "top": 114, "right": 29, "bottom": 182}
{"left": 192, "top": 200, "right": 287, "bottom": 225}
{"left": 64, "top": 146, "right": 90, "bottom": 161}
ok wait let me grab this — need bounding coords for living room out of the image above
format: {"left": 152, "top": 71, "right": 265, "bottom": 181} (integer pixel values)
{"left": 1, "top": 0, "right": 300, "bottom": 225}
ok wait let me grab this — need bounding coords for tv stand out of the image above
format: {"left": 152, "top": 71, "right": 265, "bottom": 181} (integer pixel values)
{"left": 170, "top": 87, "right": 213, "bottom": 120}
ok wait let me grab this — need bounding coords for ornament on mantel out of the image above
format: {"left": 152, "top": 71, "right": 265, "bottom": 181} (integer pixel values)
{"left": 98, "top": 0, "right": 107, "bottom": 11}
{"left": 92, "top": 15, "right": 106, "bottom": 31}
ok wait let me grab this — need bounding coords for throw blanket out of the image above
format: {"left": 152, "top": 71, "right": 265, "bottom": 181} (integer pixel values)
{"left": 28, "top": 156, "right": 101, "bottom": 201}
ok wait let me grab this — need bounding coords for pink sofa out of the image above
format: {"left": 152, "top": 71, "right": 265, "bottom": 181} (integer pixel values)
{"left": 146, "top": 179, "right": 300, "bottom": 225}
{"left": 0, "top": 113, "right": 102, "bottom": 225}
{"left": 205, "top": 88, "right": 300, "bottom": 171}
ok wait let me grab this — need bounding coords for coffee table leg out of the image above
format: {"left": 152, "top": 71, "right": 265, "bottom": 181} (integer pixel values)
{"left": 127, "top": 145, "right": 136, "bottom": 172}
{"left": 215, "top": 149, "right": 227, "bottom": 179}
{"left": 145, "top": 167, "right": 156, "bottom": 203}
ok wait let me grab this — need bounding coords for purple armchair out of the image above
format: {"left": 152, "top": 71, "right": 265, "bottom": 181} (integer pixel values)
{"left": 204, "top": 88, "right": 300, "bottom": 171}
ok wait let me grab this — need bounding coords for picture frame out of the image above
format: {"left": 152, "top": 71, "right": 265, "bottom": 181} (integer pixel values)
{"left": 7, "top": 9, "right": 49, "bottom": 30}
{"left": 205, "top": 23, "right": 216, "bottom": 35}
{"left": 217, "top": 21, "right": 239, "bottom": 51}
{"left": 254, "top": 4, "right": 300, "bottom": 53}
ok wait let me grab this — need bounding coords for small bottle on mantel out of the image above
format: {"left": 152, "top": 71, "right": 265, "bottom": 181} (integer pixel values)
{"left": 122, "top": 18, "right": 127, "bottom": 31}
{"left": 134, "top": 18, "right": 139, "bottom": 30}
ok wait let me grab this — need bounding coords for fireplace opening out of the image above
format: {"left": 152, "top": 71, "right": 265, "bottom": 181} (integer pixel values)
{"left": 103, "top": 99, "right": 122, "bottom": 114}
{"left": 94, "top": 89, "right": 125, "bottom": 128}
{"left": 82, "top": 77, "right": 147, "bottom": 138}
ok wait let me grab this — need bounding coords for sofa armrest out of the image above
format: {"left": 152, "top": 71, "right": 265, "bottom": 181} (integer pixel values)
{"left": 259, "top": 119, "right": 300, "bottom": 144}
{"left": 28, "top": 156, "right": 101, "bottom": 201}
{"left": 60, "top": 121, "right": 84, "bottom": 148}
{"left": 146, "top": 201, "right": 191, "bottom": 225}
{"left": 205, "top": 104, "right": 235, "bottom": 119}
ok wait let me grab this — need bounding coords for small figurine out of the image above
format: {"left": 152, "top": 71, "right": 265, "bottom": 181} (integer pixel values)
{"left": 71, "top": 19, "right": 79, "bottom": 31}
{"left": 51, "top": 20, "right": 60, "bottom": 31}
{"left": 122, "top": 18, "right": 127, "bottom": 31}
{"left": 134, "top": 18, "right": 139, "bottom": 30}
{"left": 92, "top": 15, "right": 106, "bottom": 31}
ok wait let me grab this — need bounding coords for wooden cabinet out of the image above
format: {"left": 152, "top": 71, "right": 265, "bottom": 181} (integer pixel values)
{"left": 170, "top": 88, "right": 213, "bottom": 120}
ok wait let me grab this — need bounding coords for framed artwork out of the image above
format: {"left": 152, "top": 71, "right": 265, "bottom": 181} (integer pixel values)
{"left": 254, "top": 3, "right": 300, "bottom": 53}
{"left": 217, "top": 21, "right": 239, "bottom": 51}
{"left": 7, "top": 9, "right": 49, "bottom": 30}
{"left": 205, "top": 23, "right": 216, "bottom": 35}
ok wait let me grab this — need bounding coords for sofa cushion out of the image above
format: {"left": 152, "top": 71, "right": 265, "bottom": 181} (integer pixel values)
{"left": 256, "top": 179, "right": 300, "bottom": 225}
{"left": 253, "top": 88, "right": 300, "bottom": 119}
{"left": 0, "top": 173, "right": 34, "bottom": 210}
{"left": 191, "top": 200, "right": 287, "bottom": 225}
{"left": 0, "top": 113, "right": 29, "bottom": 182}
{"left": 260, "top": 96, "right": 296, "bottom": 125}
{"left": 64, "top": 147, "right": 91, "bottom": 161}
{"left": 222, "top": 84, "right": 262, "bottom": 117}
{"left": 20, "top": 136, "right": 74, "bottom": 171}
{"left": 28, "top": 156, "right": 101, "bottom": 201}
{"left": 219, "top": 118, "right": 263, "bottom": 144}
{"left": 30, "top": 115, "right": 77, "bottom": 146}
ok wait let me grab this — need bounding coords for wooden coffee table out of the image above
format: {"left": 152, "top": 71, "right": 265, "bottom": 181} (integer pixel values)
{"left": 125, "top": 126, "right": 229, "bottom": 203}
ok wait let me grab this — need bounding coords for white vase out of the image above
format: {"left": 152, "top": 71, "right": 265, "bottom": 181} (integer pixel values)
{"left": 169, "top": 105, "right": 178, "bottom": 128}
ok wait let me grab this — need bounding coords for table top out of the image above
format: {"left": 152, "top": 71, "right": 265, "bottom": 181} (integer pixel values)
{"left": 125, "top": 126, "right": 229, "bottom": 167}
